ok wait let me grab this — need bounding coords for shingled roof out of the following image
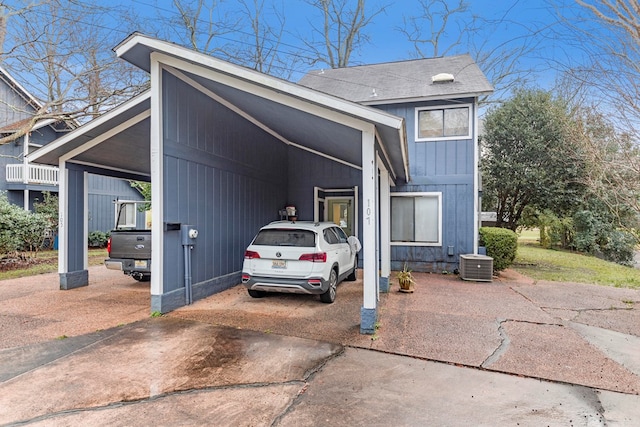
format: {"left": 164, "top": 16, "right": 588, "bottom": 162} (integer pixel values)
{"left": 298, "top": 54, "right": 493, "bottom": 104}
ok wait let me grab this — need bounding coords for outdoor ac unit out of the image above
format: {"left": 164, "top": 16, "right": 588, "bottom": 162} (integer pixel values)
{"left": 459, "top": 254, "right": 493, "bottom": 282}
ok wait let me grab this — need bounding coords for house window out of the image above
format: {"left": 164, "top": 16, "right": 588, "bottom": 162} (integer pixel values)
{"left": 391, "top": 192, "right": 441, "bottom": 246}
{"left": 416, "top": 105, "right": 471, "bottom": 141}
{"left": 116, "top": 203, "right": 136, "bottom": 229}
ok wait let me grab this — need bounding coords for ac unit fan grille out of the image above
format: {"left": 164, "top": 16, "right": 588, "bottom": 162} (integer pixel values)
{"left": 459, "top": 255, "right": 493, "bottom": 282}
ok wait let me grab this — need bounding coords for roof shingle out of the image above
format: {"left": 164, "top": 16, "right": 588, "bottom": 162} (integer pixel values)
{"left": 298, "top": 54, "right": 493, "bottom": 104}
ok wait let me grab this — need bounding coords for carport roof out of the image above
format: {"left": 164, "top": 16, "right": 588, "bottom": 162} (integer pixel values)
{"left": 30, "top": 33, "right": 409, "bottom": 182}
{"left": 28, "top": 92, "right": 151, "bottom": 177}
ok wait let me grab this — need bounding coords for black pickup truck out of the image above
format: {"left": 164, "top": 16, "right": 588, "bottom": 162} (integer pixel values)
{"left": 104, "top": 201, "right": 151, "bottom": 281}
{"left": 105, "top": 229, "right": 151, "bottom": 281}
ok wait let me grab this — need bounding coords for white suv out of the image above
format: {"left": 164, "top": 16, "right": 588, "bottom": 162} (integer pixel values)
{"left": 242, "top": 221, "right": 361, "bottom": 303}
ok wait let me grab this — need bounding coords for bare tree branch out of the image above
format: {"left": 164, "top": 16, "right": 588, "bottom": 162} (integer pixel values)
{"left": 0, "top": 0, "right": 148, "bottom": 145}
{"left": 170, "top": 0, "right": 240, "bottom": 56}
{"left": 400, "top": 0, "right": 546, "bottom": 103}
{"left": 398, "top": 0, "right": 471, "bottom": 58}
{"left": 303, "top": 0, "right": 388, "bottom": 68}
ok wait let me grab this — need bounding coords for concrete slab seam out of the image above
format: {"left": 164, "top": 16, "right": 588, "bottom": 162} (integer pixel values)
{"left": 271, "top": 346, "right": 347, "bottom": 426}
{"left": 344, "top": 344, "right": 637, "bottom": 396}
{"left": 1, "top": 328, "right": 130, "bottom": 385}
{"left": 541, "top": 306, "right": 636, "bottom": 325}
{"left": 4, "top": 381, "right": 309, "bottom": 426}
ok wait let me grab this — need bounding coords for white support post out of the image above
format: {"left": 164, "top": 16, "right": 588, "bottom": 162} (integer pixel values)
{"left": 361, "top": 127, "right": 377, "bottom": 334}
{"left": 58, "top": 161, "right": 68, "bottom": 274}
{"left": 23, "top": 133, "right": 29, "bottom": 210}
{"left": 473, "top": 100, "right": 479, "bottom": 255}
{"left": 313, "top": 187, "right": 319, "bottom": 222}
{"left": 379, "top": 164, "right": 391, "bottom": 291}
{"left": 150, "top": 53, "right": 165, "bottom": 304}
{"left": 83, "top": 171, "right": 89, "bottom": 270}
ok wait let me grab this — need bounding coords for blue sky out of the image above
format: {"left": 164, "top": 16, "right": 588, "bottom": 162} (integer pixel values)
{"left": 2, "top": 0, "right": 607, "bottom": 98}
{"left": 123, "top": 0, "right": 583, "bottom": 87}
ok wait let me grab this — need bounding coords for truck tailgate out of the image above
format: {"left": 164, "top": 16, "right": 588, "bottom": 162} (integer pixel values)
{"left": 109, "top": 231, "right": 151, "bottom": 259}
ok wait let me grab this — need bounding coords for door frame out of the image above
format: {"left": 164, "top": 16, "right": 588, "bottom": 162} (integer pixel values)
{"left": 314, "top": 186, "right": 359, "bottom": 238}
{"left": 325, "top": 196, "right": 355, "bottom": 236}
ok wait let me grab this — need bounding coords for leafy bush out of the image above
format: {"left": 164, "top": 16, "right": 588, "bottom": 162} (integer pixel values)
{"left": 572, "top": 210, "right": 601, "bottom": 253}
{"left": 88, "top": 231, "right": 109, "bottom": 248}
{"left": 571, "top": 210, "right": 636, "bottom": 266}
{"left": 0, "top": 193, "right": 48, "bottom": 256}
{"left": 16, "top": 212, "right": 49, "bottom": 253}
{"left": 0, "top": 195, "right": 22, "bottom": 255}
{"left": 33, "top": 192, "right": 59, "bottom": 233}
{"left": 479, "top": 227, "right": 518, "bottom": 271}
{"left": 600, "top": 229, "right": 637, "bottom": 266}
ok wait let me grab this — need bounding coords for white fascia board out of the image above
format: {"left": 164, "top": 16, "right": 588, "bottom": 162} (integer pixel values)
{"left": 117, "top": 35, "right": 404, "bottom": 132}
{"left": 66, "top": 160, "right": 151, "bottom": 178}
{"left": 374, "top": 127, "right": 397, "bottom": 182}
{"left": 154, "top": 52, "right": 398, "bottom": 133}
{"left": 28, "top": 91, "right": 151, "bottom": 163}
{"left": 30, "top": 118, "right": 57, "bottom": 131}
{"left": 359, "top": 91, "right": 493, "bottom": 106}
{"left": 0, "top": 66, "right": 44, "bottom": 110}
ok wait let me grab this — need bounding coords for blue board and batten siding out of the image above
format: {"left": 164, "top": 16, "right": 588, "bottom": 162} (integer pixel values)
{"left": 287, "top": 147, "right": 361, "bottom": 221}
{"left": 87, "top": 174, "right": 145, "bottom": 232}
{"left": 156, "top": 71, "right": 288, "bottom": 310}
{"left": 376, "top": 100, "right": 477, "bottom": 272}
{"left": 0, "top": 73, "right": 32, "bottom": 126}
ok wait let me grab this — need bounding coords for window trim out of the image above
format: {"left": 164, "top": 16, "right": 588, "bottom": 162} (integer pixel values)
{"left": 116, "top": 203, "right": 137, "bottom": 229}
{"left": 415, "top": 104, "right": 472, "bottom": 142}
{"left": 390, "top": 192, "right": 442, "bottom": 247}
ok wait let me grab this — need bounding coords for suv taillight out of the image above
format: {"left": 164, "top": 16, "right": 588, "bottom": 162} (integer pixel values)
{"left": 299, "top": 252, "right": 327, "bottom": 262}
{"left": 107, "top": 237, "right": 111, "bottom": 255}
{"left": 244, "top": 250, "right": 261, "bottom": 259}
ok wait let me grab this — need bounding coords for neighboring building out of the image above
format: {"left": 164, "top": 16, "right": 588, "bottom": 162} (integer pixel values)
{"left": 0, "top": 67, "right": 143, "bottom": 231}
{"left": 30, "top": 34, "right": 492, "bottom": 334}
{"left": 298, "top": 56, "right": 493, "bottom": 272}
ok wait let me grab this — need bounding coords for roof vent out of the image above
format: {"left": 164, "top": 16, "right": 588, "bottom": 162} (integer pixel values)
{"left": 370, "top": 88, "right": 378, "bottom": 97}
{"left": 432, "top": 73, "right": 455, "bottom": 84}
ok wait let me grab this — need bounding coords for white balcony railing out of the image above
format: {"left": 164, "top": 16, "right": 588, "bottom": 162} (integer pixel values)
{"left": 6, "top": 164, "right": 59, "bottom": 185}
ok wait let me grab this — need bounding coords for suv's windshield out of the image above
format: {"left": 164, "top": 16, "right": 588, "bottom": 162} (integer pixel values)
{"left": 253, "top": 229, "right": 316, "bottom": 247}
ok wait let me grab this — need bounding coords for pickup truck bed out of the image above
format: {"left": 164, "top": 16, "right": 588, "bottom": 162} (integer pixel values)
{"left": 105, "top": 229, "right": 151, "bottom": 281}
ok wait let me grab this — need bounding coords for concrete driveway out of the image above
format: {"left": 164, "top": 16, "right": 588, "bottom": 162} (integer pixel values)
{"left": 1, "top": 266, "right": 639, "bottom": 425}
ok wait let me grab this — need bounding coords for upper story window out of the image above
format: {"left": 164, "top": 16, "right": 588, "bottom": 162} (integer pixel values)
{"left": 415, "top": 105, "right": 471, "bottom": 141}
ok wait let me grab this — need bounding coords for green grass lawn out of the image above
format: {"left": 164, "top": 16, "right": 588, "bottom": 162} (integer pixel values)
{"left": 513, "top": 241, "right": 640, "bottom": 289}
{"left": 0, "top": 249, "right": 107, "bottom": 281}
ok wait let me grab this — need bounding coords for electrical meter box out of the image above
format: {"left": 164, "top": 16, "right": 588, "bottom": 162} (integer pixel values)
{"left": 181, "top": 224, "right": 198, "bottom": 245}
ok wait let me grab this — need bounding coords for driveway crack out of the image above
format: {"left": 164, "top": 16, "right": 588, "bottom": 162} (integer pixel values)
{"left": 481, "top": 318, "right": 510, "bottom": 368}
{"left": 271, "top": 347, "right": 346, "bottom": 426}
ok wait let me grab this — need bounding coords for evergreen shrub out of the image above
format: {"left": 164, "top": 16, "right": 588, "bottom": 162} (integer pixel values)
{"left": 479, "top": 227, "right": 518, "bottom": 271}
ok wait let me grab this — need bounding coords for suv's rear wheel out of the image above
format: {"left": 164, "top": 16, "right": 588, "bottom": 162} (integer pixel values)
{"left": 248, "top": 289, "right": 266, "bottom": 298}
{"left": 320, "top": 269, "right": 338, "bottom": 303}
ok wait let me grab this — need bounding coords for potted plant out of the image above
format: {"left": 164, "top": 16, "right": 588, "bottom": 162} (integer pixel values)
{"left": 397, "top": 262, "right": 415, "bottom": 293}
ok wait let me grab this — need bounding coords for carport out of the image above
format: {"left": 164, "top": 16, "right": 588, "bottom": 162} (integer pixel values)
{"left": 29, "top": 33, "right": 408, "bottom": 333}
